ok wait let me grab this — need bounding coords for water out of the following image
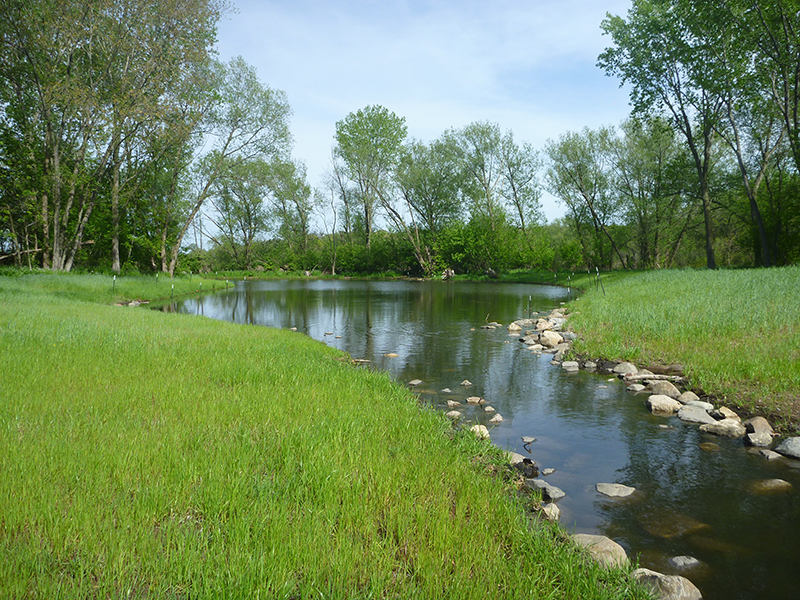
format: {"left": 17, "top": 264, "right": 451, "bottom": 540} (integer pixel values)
{"left": 159, "top": 279, "right": 800, "bottom": 599}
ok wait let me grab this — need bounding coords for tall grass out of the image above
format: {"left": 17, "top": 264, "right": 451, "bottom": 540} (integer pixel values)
{"left": 568, "top": 266, "right": 800, "bottom": 424}
{"left": 0, "top": 277, "right": 647, "bottom": 599}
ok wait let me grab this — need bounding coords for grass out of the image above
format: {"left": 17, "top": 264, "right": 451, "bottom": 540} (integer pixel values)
{"left": 0, "top": 274, "right": 649, "bottom": 599}
{"left": 566, "top": 266, "right": 800, "bottom": 430}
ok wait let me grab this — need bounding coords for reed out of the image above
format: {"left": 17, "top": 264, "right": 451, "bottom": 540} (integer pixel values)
{"left": 0, "top": 275, "right": 647, "bottom": 599}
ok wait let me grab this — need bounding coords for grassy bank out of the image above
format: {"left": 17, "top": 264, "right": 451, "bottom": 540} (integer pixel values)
{"left": 0, "top": 275, "right": 646, "bottom": 599}
{"left": 566, "top": 266, "right": 800, "bottom": 430}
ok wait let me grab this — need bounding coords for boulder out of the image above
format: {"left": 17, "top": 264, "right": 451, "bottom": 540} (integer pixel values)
{"left": 484, "top": 405, "right": 496, "bottom": 413}
{"left": 699, "top": 418, "right": 746, "bottom": 438}
{"left": 506, "top": 451, "right": 526, "bottom": 466}
{"left": 668, "top": 556, "right": 701, "bottom": 570}
{"left": 525, "top": 478, "right": 566, "bottom": 501}
{"left": 649, "top": 380, "right": 682, "bottom": 399}
{"left": 572, "top": 534, "right": 629, "bottom": 569}
{"left": 631, "top": 568, "right": 702, "bottom": 600}
{"left": 613, "top": 362, "right": 638, "bottom": 376}
{"left": 711, "top": 406, "right": 740, "bottom": 421}
{"left": 628, "top": 383, "right": 646, "bottom": 393}
{"left": 758, "top": 449, "right": 783, "bottom": 461}
{"left": 540, "top": 330, "right": 563, "bottom": 347}
{"left": 534, "top": 318, "right": 553, "bottom": 331}
{"left": 488, "top": 414, "right": 504, "bottom": 424}
{"left": 685, "top": 400, "right": 714, "bottom": 412}
{"left": 470, "top": 424, "right": 490, "bottom": 440}
{"left": 742, "top": 416, "right": 773, "bottom": 450}
{"left": 466, "top": 396, "right": 484, "bottom": 405}
{"left": 775, "top": 437, "right": 800, "bottom": 460}
{"left": 677, "top": 391, "right": 700, "bottom": 404}
{"left": 584, "top": 361, "right": 598, "bottom": 369}
{"left": 446, "top": 400, "right": 461, "bottom": 408}
{"left": 460, "top": 379, "right": 472, "bottom": 387}
{"left": 445, "top": 410, "right": 462, "bottom": 420}
{"left": 507, "top": 322, "right": 523, "bottom": 332}
{"left": 540, "top": 502, "right": 561, "bottom": 522}
{"left": 747, "top": 478, "right": 793, "bottom": 494}
{"left": 646, "top": 395, "right": 683, "bottom": 416}
{"left": 596, "top": 483, "right": 636, "bottom": 498}
{"left": 561, "top": 360, "right": 580, "bottom": 371}
{"left": 677, "top": 404, "right": 716, "bottom": 425}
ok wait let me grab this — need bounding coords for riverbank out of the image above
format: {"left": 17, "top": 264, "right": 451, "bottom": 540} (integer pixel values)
{"left": 0, "top": 275, "right": 648, "bottom": 599}
{"left": 562, "top": 267, "right": 800, "bottom": 434}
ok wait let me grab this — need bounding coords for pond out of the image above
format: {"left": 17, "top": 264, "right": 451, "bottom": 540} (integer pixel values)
{"left": 159, "top": 278, "right": 800, "bottom": 600}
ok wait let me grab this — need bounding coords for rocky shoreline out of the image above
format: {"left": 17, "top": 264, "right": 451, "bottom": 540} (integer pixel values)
{"left": 499, "top": 307, "right": 800, "bottom": 600}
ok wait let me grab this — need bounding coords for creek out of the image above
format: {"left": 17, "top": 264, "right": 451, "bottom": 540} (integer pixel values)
{"left": 159, "top": 278, "right": 800, "bottom": 599}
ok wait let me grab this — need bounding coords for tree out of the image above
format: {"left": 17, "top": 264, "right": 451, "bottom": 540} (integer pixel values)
{"left": 498, "top": 132, "right": 543, "bottom": 248}
{"left": 333, "top": 105, "right": 407, "bottom": 249}
{"left": 600, "top": 0, "right": 725, "bottom": 269}
{"left": 264, "top": 159, "right": 313, "bottom": 256}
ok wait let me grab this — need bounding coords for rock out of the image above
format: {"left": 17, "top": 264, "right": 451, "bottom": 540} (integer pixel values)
{"left": 384, "top": 353, "right": 399, "bottom": 358}
{"left": 521, "top": 436, "right": 536, "bottom": 445}
{"left": 649, "top": 380, "right": 681, "bottom": 399}
{"left": 506, "top": 451, "right": 526, "bottom": 466}
{"left": 535, "top": 318, "right": 553, "bottom": 331}
{"left": 668, "top": 556, "right": 701, "bottom": 570}
{"left": 747, "top": 478, "right": 793, "bottom": 494}
{"left": 445, "top": 410, "right": 462, "bottom": 420}
{"left": 542, "top": 468, "right": 556, "bottom": 476}
{"left": 699, "top": 442, "right": 720, "bottom": 452}
{"left": 561, "top": 361, "right": 580, "bottom": 371}
{"left": 470, "top": 424, "right": 490, "bottom": 440}
{"left": 525, "top": 478, "right": 566, "bottom": 501}
{"left": 613, "top": 362, "right": 638, "bottom": 376}
{"left": 646, "top": 395, "right": 683, "bottom": 416}
{"left": 441, "top": 388, "right": 452, "bottom": 393}
{"left": 775, "top": 437, "right": 800, "bottom": 459}
{"left": 484, "top": 405, "right": 495, "bottom": 413}
{"left": 446, "top": 400, "right": 461, "bottom": 408}
{"left": 528, "top": 344, "right": 544, "bottom": 352}
{"left": 561, "top": 331, "right": 577, "bottom": 342}
{"left": 513, "top": 457, "right": 539, "bottom": 477}
{"left": 632, "top": 568, "right": 702, "bottom": 600}
{"left": 639, "top": 511, "right": 710, "bottom": 539}
{"left": 699, "top": 418, "right": 746, "bottom": 438}
{"left": 628, "top": 383, "right": 646, "bottom": 393}
{"left": 408, "top": 379, "right": 423, "bottom": 386}
{"left": 540, "top": 502, "right": 561, "bottom": 522}
{"left": 596, "top": 483, "right": 637, "bottom": 498}
{"left": 488, "top": 414, "right": 504, "bottom": 424}
{"left": 686, "top": 400, "right": 714, "bottom": 412}
{"left": 711, "top": 406, "right": 739, "bottom": 421}
{"left": 460, "top": 379, "right": 472, "bottom": 387}
{"left": 507, "top": 322, "right": 522, "bottom": 332}
{"left": 466, "top": 396, "right": 484, "bottom": 405}
{"left": 676, "top": 391, "right": 700, "bottom": 404}
{"left": 745, "top": 431, "right": 773, "bottom": 448}
{"left": 540, "top": 330, "right": 563, "bottom": 347}
{"left": 584, "top": 361, "right": 597, "bottom": 369}
{"left": 522, "top": 334, "right": 540, "bottom": 345}
{"left": 572, "top": 534, "right": 629, "bottom": 569}
{"left": 677, "top": 404, "right": 717, "bottom": 425}
{"left": 758, "top": 449, "right": 783, "bottom": 460}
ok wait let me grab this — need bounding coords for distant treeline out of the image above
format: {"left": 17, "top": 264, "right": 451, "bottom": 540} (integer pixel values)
{"left": 1, "top": 1, "right": 798, "bottom": 276}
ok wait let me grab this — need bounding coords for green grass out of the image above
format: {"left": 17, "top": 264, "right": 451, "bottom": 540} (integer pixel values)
{"left": 566, "top": 266, "right": 800, "bottom": 427}
{"left": 0, "top": 276, "right": 648, "bottom": 599}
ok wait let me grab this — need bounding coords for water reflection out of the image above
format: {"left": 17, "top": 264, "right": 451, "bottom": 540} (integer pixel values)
{"left": 159, "top": 279, "right": 800, "bottom": 600}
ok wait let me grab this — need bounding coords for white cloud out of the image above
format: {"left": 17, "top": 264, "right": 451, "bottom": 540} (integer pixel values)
{"left": 216, "top": 0, "right": 633, "bottom": 222}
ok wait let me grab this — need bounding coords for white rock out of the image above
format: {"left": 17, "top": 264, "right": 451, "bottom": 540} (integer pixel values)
{"left": 596, "top": 483, "right": 636, "bottom": 497}
{"left": 668, "top": 556, "right": 701, "bottom": 570}
{"left": 408, "top": 379, "right": 423, "bottom": 386}
{"left": 507, "top": 322, "right": 522, "bottom": 332}
{"left": 446, "top": 400, "right": 461, "bottom": 408}
{"left": 632, "top": 568, "right": 702, "bottom": 600}
{"left": 686, "top": 400, "right": 714, "bottom": 411}
{"left": 775, "top": 437, "right": 800, "bottom": 459}
{"left": 649, "top": 380, "right": 681, "bottom": 399}
{"left": 470, "top": 424, "right": 490, "bottom": 440}
{"left": 646, "top": 395, "right": 683, "bottom": 416}
{"left": 445, "top": 411, "right": 462, "bottom": 420}
{"left": 489, "top": 414, "right": 504, "bottom": 424}
{"left": 561, "top": 361, "right": 580, "bottom": 371}
{"left": 677, "top": 391, "right": 700, "bottom": 404}
{"left": 699, "top": 418, "right": 746, "bottom": 438}
{"left": 460, "top": 379, "right": 472, "bottom": 387}
{"left": 540, "top": 330, "right": 563, "bottom": 347}
{"left": 541, "top": 502, "right": 561, "bottom": 522}
{"left": 677, "top": 404, "right": 717, "bottom": 425}
{"left": 525, "top": 479, "right": 566, "bottom": 501}
{"left": 484, "top": 405, "right": 496, "bottom": 413}
{"left": 613, "top": 362, "right": 638, "bottom": 376}
{"left": 628, "top": 383, "right": 646, "bottom": 393}
{"left": 466, "top": 396, "right": 483, "bottom": 405}
{"left": 572, "top": 534, "right": 628, "bottom": 569}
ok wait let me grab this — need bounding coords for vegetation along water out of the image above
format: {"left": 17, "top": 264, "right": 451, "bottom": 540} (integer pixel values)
{"left": 0, "top": 273, "right": 649, "bottom": 599}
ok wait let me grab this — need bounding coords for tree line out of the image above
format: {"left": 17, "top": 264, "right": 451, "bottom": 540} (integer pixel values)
{"left": 2, "top": 0, "right": 798, "bottom": 276}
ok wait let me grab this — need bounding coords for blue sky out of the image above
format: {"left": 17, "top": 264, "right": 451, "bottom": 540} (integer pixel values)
{"left": 215, "top": 1, "right": 633, "bottom": 222}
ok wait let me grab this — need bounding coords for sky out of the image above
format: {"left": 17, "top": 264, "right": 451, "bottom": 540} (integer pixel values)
{"left": 214, "top": 0, "right": 634, "bottom": 223}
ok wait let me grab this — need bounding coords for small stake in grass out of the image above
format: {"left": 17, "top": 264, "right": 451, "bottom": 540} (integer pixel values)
{"left": 112, "top": 275, "right": 116, "bottom": 292}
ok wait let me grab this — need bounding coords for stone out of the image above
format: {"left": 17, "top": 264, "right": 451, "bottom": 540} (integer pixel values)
{"left": 384, "top": 353, "right": 399, "bottom": 358}
{"left": 484, "top": 405, "right": 495, "bottom": 413}
{"left": 628, "top": 383, "right": 646, "bottom": 393}
{"left": 488, "top": 414, "right": 504, "bottom": 424}
{"left": 561, "top": 361, "right": 580, "bottom": 371}
{"left": 758, "top": 449, "right": 782, "bottom": 460}
{"left": 747, "top": 478, "right": 793, "bottom": 494}
{"left": 507, "top": 322, "right": 522, "bottom": 332}
{"left": 446, "top": 400, "right": 461, "bottom": 408}
{"left": 613, "top": 362, "right": 638, "bottom": 376}
{"left": 408, "top": 379, "right": 423, "bottom": 386}
{"left": 540, "top": 330, "right": 563, "bottom": 347}
{"left": 699, "top": 418, "right": 746, "bottom": 438}
{"left": 535, "top": 318, "right": 553, "bottom": 331}
{"left": 542, "top": 468, "right": 556, "bottom": 476}
{"left": 540, "top": 502, "right": 561, "bottom": 522}
{"left": 677, "top": 391, "right": 700, "bottom": 404}
{"left": 646, "top": 395, "right": 683, "bottom": 416}
{"left": 470, "top": 424, "right": 490, "bottom": 440}
{"left": 775, "top": 437, "right": 800, "bottom": 459}
{"left": 711, "top": 406, "right": 740, "bottom": 421}
{"left": 572, "top": 534, "right": 629, "bottom": 569}
{"left": 561, "top": 331, "right": 577, "bottom": 342}
{"left": 596, "top": 483, "right": 636, "bottom": 498}
{"left": 638, "top": 510, "right": 710, "bottom": 539}
{"left": 445, "top": 410, "right": 462, "bottom": 420}
{"left": 584, "top": 361, "right": 597, "bottom": 369}
{"left": 677, "top": 404, "right": 717, "bottom": 425}
{"left": 521, "top": 436, "right": 537, "bottom": 444}
{"left": 632, "top": 568, "right": 702, "bottom": 600}
{"left": 699, "top": 442, "right": 720, "bottom": 452}
{"left": 686, "top": 400, "right": 714, "bottom": 412}
{"left": 668, "top": 556, "right": 701, "bottom": 570}
{"left": 466, "top": 396, "right": 483, "bottom": 404}
{"left": 460, "top": 379, "right": 472, "bottom": 387}
{"left": 528, "top": 344, "right": 544, "bottom": 352}
{"left": 649, "top": 380, "right": 681, "bottom": 399}
{"left": 743, "top": 416, "right": 773, "bottom": 437}
{"left": 441, "top": 388, "right": 452, "bottom": 393}
{"left": 506, "top": 451, "right": 526, "bottom": 466}
{"left": 525, "top": 478, "right": 566, "bottom": 501}
{"left": 745, "top": 431, "right": 773, "bottom": 448}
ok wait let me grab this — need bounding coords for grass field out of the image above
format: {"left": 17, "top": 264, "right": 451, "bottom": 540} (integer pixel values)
{"left": 0, "top": 274, "right": 647, "bottom": 599}
{"left": 566, "top": 266, "right": 800, "bottom": 430}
